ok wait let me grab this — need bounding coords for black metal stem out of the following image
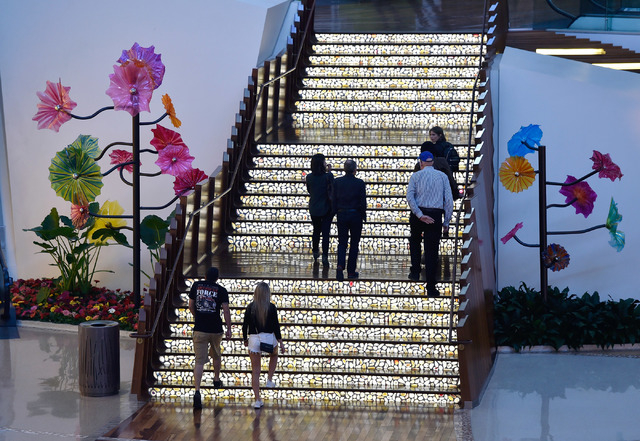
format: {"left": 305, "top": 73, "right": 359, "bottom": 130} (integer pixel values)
{"left": 548, "top": 224, "right": 606, "bottom": 235}
{"left": 513, "top": 234, "right": 540, "bottom": 248}
{"left": 69, "top": 106, "right": 114, "bottom": 120}
{"left": 94, "top": 142, "right": 134, "bottom": 161}
{"left": 141, "top": 113, "right": 168, "bottom": 126}
{"left": 133, "top": 115, "right": 141, "bottom": 308}
{"left": 547, "top": 198, "right": 577, "bottom": 209}
{"left": 547, "top": 169, "right": 598, "bottom": 186}
{"left": 538, "top": 145, "right": 548, "bottom": 302}
{"left": 140, "top": 192, "right": 186, "bottom": 211}
{"left": 103, "top": 162, "right": 135, "bottom": 177}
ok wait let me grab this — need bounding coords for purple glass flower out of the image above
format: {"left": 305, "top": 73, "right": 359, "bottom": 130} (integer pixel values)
{"left": 500, "top": 222, "right": 523, "bottom": 244}
{"left": 118, "top": 42, "right": 165, "bottom": 89}
{"left": 559, "top": 175, "right": 597, "bottom": 218}
{"left": 106, "top": 63, "right": 154, "bottom": 117}
{"left": 155, "top": 144, "right": 194, "bottom": 177}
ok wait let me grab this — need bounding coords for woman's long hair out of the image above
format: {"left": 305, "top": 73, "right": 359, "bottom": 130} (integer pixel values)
{"left": 429, "top": 126, "right": 447, "bottom": 142}
{"left": 310, "top": 153, "right": 326, "bottom": 175}
{"left": 253, "top": 282, "right": 271, "bottom": 327}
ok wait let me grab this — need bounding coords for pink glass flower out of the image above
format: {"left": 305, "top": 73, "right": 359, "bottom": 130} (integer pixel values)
{"left": 109, "top": 149, "right": 139, "bottom": 174}
{"left": 173, "top": 168, "right": 208, "bottom": 196}
{"left": 590, "top": 150, "right": 623, "bottom": 181}
{"left": 33, "top": 80, "right": 77, "bottom": 132}
{"left": 559, "top": 175, "right": 597, "bottom": 218}
{"left": 117, "top": 43, "right": 165, "bottom": 89}
{"left": 106, "top": 63, "right": 154, "bottom": 116}
{"left": 500, "top": 222, "right": 523, "bottom": 244}
{"left": 70, "top": 201, "right": 90, "bottom": 229}
{"left": 150, "top": 124, "right": 187, "bottom": 151}
{"left": 155, "top": 144, "right": 194, "bottom": 176}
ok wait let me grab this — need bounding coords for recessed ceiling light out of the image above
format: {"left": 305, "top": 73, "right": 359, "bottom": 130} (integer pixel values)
{"left": 536, "top": 48, "right": 606, "bottom": 56}
{"left": 592, "top": 62, "right": 640, "bottom": 70}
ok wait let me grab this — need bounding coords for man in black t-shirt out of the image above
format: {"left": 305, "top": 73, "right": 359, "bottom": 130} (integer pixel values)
{"left": 188, "top": 267, "right": 231, "bottom": 409}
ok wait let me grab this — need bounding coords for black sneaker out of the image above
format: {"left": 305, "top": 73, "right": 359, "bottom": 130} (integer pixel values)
{"left": 193, "top": 390, "right": 202, "bottom": 409}
{"left": 213, "top": 379, "right": 223, "bottom": 388}
{"left": 347, "top": 272, "right": 359, "bottom": 279}
{"left": 408, "top": 272, "right": 420, "bottom": 282}
{"left": 336, "top": 270, "right": 344, "bottom": 281}
{"left": 427, "top": 289, "right": 441, "bottom": 298}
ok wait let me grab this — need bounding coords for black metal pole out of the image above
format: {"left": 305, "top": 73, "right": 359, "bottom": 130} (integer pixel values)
{"left": 133, "top": 114, "right": 141, "bottom": 308}
{"left": 538, "top": 145, "right": 548, "bottom": 302}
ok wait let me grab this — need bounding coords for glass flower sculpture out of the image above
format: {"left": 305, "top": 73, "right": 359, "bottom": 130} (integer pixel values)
{"left": 87, "top": 200, "right": 127, "bottom": 244}
{"left": 542, "top": 243, "right": 570, "bottom": 272}
{"left": 150, "top": 124, "right": 187, "bottom": 151}
{"left": 173, "top": 167, "right": 208, "bottom": 196}
{"left": 507, "top": 124, "right": 542, "bottom": 157}
{"left": 500, "top": 222, "right": 523, "bottom": 244}
{"left": 117, "top": 43, "right": 165, "bottom": 89}
{"left": 68, "top": 134, "right": 101, "bottom": 159}
{"left": 605, "top": 197, "right": 625, "bottom": 252}
{"left": 33, "top": 80, "right": 77, "bottom": 132}
{"left": 156, "top": 144, "right": 194, "bottom": 176}
{"left": 70, "top": 198, "right": 90, "bottom": 229}
{"left": 559, "top": 176, "right": 597, "bottom": 218}
{"left": 499, "top": 156, "right": 536, "bottom": 193}
{"left": 162, "top": 94, "right": 182, "bottom": 128}
{"left": 590, "top": 150, "right": 623, "bottom": 181}
{"left": 109, "top": 149, "right": 137, "bottom": 174}
{"left": 106, "top": 63, "right": 154, "bottom": 116}
{"left": 49, "top": 147, "right": 103, "bottom": 203}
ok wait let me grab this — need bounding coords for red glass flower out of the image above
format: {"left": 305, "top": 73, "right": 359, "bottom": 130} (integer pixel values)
{"left": 559, "top": 175, "right": 597, "bottom": 218}
{"left": 173, "top": 168, "right": 208, "bottom": 196}
{"left": 500, "top": 222, "right": 523, "bottom": 244}
{"left": 33, "top": 80, "right": 77, "bottom": 132}
{"left": 70, "top": 200, "right": 90, "bottom": 229}
{"left": 590, "top": 150, "right": 623, "bottom": 181}
{"left": 109, "top": 149, "right": 138, "bottom": 174}
{"left": 150, "top": 124, "right": 187, "bottom": 152}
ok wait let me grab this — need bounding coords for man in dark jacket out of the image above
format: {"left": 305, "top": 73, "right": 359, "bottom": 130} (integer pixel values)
{"left": 189, "top": 267, "right": 232, "bottom": 409}
{"left": 332, "top": 159, "right": 367, "bottom": 280}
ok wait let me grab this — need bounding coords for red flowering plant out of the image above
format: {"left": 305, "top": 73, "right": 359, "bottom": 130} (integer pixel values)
{"left": 11, "top": 278, "right": 138, "bottom": 331}
{"left": 29, "top": 43, "right": 209, "bottom": 314}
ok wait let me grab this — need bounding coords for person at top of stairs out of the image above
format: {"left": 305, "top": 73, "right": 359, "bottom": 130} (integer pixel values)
{"left": 188, "top": 267, "right": 232, "bottom": 409}
{"left": 332, "top": 159, "right": 367, "bottom": 281}
{"left": 306, "top": 153, "right": 335, "bottom": 267}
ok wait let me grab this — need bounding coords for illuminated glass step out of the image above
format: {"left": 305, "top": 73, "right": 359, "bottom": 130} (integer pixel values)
{"left": 227, "top": 235, "right": 462, "bottom": 255}
{"left": 301, "top": 77, "right": 475, "bottom": 89}
{"left": 150, "top": 385, "right": 460, "bottom": 407}
{"left": 239, "top": 194, "right": 410, "bottom": 210}
{"left": 162, "top": 337, "right": 458, "bottom": 358}
{"left": 311, "top": 44, "right": 481, "bottom": 56}
{"left": 256, "top": 143, "right": 468, "bottom": 157}
{"left": 291, "top": 112, "right": 473, "bottom": 130}
{"left": 156, "top": 356, "right": 458, "bottom": 376}
{"left": 254, "top": 155, "right": 420, "bottom": 169}
{"left": 232, "top": 220, "right": 410, "bottom": 235}
{"left": 304, "top": 66, "right": 479, "bottom": 78}
{"left": 236, "top": 207, "right": 407, "bottom": 222}
{"left": 295, "top": 100, "right": 473, "bottom": 113}
{"left": 308, "top": 54, "right": 480, "bottom": 67}
{"left": 245, "top": 182, "right": 417, "bottom": 197}
{"left": 298, "top": 89, "right": 474, "bottom": 102}
{"left": 315, "top": 33, "right": 482, "bottom": 44}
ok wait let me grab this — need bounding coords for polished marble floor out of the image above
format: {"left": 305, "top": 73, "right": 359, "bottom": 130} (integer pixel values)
{"left": 3, "top": 322, "right": 640, "bottom": 440}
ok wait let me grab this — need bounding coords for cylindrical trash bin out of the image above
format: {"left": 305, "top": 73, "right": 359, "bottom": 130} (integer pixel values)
{"left": 78, "top": 320, "right": 120, "bottom": 397}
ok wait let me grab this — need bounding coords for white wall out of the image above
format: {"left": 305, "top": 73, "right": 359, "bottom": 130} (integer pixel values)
{"left": 0, "top": 0, "right": 292, "bottom": 290}
{"left": 493, "top": 47, "right": 640, "bottom": 301}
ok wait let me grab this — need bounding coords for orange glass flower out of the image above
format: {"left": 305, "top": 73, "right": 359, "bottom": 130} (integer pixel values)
{"left": 162, "top": 94, "right": 181, "bottom": 128}
{"left": 499, "top": 156, "right": 536, "bottom": 193}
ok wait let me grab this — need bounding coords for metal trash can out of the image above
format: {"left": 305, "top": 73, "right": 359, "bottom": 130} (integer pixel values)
{"left": 78, "top": 320, "right": 120, "bottom": 396}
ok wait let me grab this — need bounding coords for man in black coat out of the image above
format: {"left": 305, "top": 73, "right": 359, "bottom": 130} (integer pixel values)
{"left": 332, "top": 159, "right": 367, "bottom": 280}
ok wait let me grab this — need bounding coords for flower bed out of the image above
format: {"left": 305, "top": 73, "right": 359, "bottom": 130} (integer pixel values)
{"left": 11, "top": 278, "right": 138, "bottom": 331}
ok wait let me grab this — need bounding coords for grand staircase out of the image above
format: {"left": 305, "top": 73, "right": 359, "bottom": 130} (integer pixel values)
{"left": 146, "top": 32, "right": 484, "bottom": 408}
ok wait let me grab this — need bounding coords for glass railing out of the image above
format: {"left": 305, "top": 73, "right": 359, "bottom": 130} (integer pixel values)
{"left": 510, "top": 0, "right": 640, "bottom": 31}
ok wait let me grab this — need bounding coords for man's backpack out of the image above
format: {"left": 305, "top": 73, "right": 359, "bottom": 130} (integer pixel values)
{"left": 442, "top": 144, "right": 460, "bottom": 172}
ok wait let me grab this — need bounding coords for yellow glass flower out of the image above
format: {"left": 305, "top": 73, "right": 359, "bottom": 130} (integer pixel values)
{"left": 162, "top": 94, "right": 182, "bottom": 128}
{"left": 87, "top": 200, "right": 127, "bottom": 244}
{"left": 499, "top": 156, "right": 536, "bottom": 193}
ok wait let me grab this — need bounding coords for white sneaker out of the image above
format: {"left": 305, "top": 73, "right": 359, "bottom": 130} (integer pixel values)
{"left": 254, "top": 400, "right": 264, "bottom": 409}
{"left": 266, "top": 379, "right": 276, "bottom": 388}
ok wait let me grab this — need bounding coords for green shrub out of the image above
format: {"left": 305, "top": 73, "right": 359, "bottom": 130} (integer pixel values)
{"left": 494, "top": 283, "right": 640, "bottom": 351}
